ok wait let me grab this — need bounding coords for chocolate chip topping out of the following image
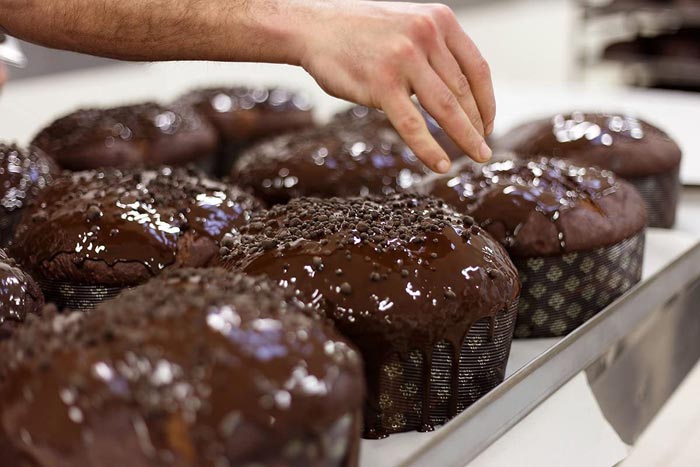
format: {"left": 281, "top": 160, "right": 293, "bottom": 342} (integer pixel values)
{"left": 230, "top": 115, "right": 430, "bottom": 205}
{"left": 0, "top": 248, "right": 43, "bottom": 336}
{"left": 0, "top": 268, "right": 363, "bottom": 466}
{"left": 31, "top": 103, "right": 218, "bottom": 171}
{"left": 11, "top": 167, "right": 261, "bottom": 286}
{"left": 221, "top": 194, "right": 520, "bottom": 436}
{"left": 496, "top": 111, "right": 682, "bottom": 178}
{"left": 0, "top": 144, "right": 57, "bottom": 214}
{"left": 420, "top": 158, "right": 647, "bottom": 257}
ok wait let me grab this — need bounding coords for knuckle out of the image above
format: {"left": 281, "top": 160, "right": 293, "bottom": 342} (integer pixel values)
{"left": 428, "top": 3, "right": 455, "bottom": 24}
{"left": 473, "top": 57, "right": 492, "bottom": 81}
{"left": 437, "top": 87, "right": 459, "bottom": 114}
{"left": 407, "top": 13, "right": 438, "bottom": 43}
{"left": 397, "top": 114, "right": 425, "bottom": 136}
{"left": 453, "top": 73, "right": 471, "bottom": 98}
{"left": 387, "top": 38, "right": 418, "bottom": 62}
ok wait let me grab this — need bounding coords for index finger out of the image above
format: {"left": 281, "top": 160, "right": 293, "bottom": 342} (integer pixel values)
{"left": 381, "top": 92, "right": 451, "bottom": 174}
{"left": 442, "top": 21, "right": 496, "bottom": 135}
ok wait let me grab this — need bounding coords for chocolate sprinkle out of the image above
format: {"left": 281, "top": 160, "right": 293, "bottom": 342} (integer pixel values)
{"left": 11, "top": 167, "right": 261, "bottom": 287}
{"left": 0, "top": 268, "right": 364, "bottom": 466}
{"left": 221, "top": 193, "right": 520, "bottom": 437}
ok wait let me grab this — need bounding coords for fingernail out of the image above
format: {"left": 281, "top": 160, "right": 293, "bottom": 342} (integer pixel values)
{"left": 479, "top": 141, "right": 492, "bottom": 161}
{"left": 485, "top": 122, "right": 494, "bottom": 136}
{"left": 436, "top": 159, "right": 450, "bottom": 174}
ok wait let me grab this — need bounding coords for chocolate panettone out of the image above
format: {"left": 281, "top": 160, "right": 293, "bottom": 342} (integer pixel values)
{"left": 332, "top": 105, "right": 464, "bottom": 160}
{"left": 0, "top": 269, "right": 364, "bottom": 467}
{"left": 221, "top": 194, "right": 520, "bottom": 437}
{"left": 421, "top": 158, "right": 647, "bottom": 337}
{"left": 179, "top": 86, "right": 315, "bottom": 176}
{"left": 0, "top": 248, "right": 43, "bottom": 339}
{"left": 231, "top": 122, "right": 431, "bottom": 206}
{"left": 32, "top": 103, "right": 218, "bottom": 172}
{"left": 496, "top": 111, "right": 682, "bottom": 228}
{"left": 11, "top": 167, "right": 261, "bottom": 309}
{"left": 0, "top": 143, "right": 57, "bottom": 246}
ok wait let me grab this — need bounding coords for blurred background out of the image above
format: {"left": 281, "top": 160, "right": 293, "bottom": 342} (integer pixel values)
{"left": 7, "top": 0, "right": 700, "bottom": 92}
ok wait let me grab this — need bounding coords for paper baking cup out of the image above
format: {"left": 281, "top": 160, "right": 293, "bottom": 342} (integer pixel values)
{"left": 0, "top": 210, "right": 22, "bottom": 248}
{"left": 627, "top": 167, "right": 680, "bottom": 229}
{"left": 513, "top": 232, "right": 645, "bottom": 339}
{"left": 38, "top": 280, "right": 125, "bottom": 311}
{"left": 368, "top": 301, "right": 518, "bottom": 436}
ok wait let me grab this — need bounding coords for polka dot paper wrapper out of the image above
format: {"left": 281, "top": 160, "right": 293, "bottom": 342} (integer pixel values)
{"left": 513, "top": 232, "right": 645, "bottom": 339}
{"left": 38, "top": 280, "right": 125, "bottom": 311}
{"left": 627, "top": 167, "right": 679, "bottom": 229}
{"left": 369, "top": 302, "right": 518, "bottom": 436}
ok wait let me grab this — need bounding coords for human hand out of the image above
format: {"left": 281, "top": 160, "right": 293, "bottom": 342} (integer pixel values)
{"left": 0, "top": 64, "right": 6, "bottom": 92}
{"left": 299, "top": 1, "right": 495, "bottom": 173}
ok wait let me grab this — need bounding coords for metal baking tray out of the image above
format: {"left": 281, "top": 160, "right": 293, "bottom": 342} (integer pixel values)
{"left": 360, "top": 229, "right": 700, "bottom": 466}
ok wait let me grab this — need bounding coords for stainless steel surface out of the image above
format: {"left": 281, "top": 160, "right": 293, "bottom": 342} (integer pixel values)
{"left": 589, "top": 279, "right": 700, "bottom": 444}
{"left": 401, "top": 241, "right": 700, "bottom": 467}
{"left": 0, "top": 35, "right": 27, "bottom": 68}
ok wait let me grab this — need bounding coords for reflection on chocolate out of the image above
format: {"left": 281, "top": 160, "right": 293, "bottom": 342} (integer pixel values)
{"left": 0, "top": 269, "right": 364, "bottom": 466}
{"left": 179, "top": 87, "right": 315, "bottom": 177}
{"left": 31, "top": 103, "right": 218, "bottom": 171}
{"left": 331, "top": 105, "right": 465, "bottom": 160}
{"left": 496, "top": 111, "right": 682, "bottom": 178}
{"left": 231, "top": 120, "right": 430, "bottom": 205}
{"left": 221, "top": 194, "right": 520, "bottom": 437}
{"left": 496, "top": 111, "right": 681, "bottom": 228}
{"left": 0, "top": 144, "right": 57, "bottom": 246}
{"left": 11, "top": 167, "right": 261, "bottom": 287}
{"left": 0, "top": 248, "right": 43, "bottom": 338}
{"left": 421, "top": 158, "right": 647, "bottom": 257}
{"left": 180, "top": 86, "right": 314, "bottom": 142}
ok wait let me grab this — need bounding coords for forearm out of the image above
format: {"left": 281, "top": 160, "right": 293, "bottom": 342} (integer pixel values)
{"left": 0, "top": 0, "right": 320, "bottom": 64}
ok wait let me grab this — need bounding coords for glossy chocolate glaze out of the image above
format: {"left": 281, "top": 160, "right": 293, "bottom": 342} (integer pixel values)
{"left": 421, "top": 158, "right": 647, "bottom": 257}
{"left": 331, "top": 105, "right": 465, "bottom": 160}
{"left": 31, "top": 103, "right": 218, "bottom": 171}
{"left": 0, "top": 144, "right": 57, "bottom": 215}
{"left": 231, "top": 120, "right": 431, "bottom": 205}
{"left": 496, "top": 111, "right": 682, "bottom": 178}
{"left": 221, "top": 194, "right": 520, "bottom": 437}
{"left": 0, "top": 144, "right": 58, "bottom": 246}
{"left": 179, "top": 86, "right": 315, "bottom": 142}
{"left": 0, "top": 269, "right": 364, "bottom": 467}
{"left": 0, "top": 248, "right": 43, "bottom": 338}
{"left": 11, "top": 167, "right": 261, "bottom": 286}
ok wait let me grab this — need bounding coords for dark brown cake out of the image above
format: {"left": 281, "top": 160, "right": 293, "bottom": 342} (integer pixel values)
{"left": 0, "top": 268, "right": 364, "bottom": 467}
{"left": 221, "top": 194, "right": 520, "bottom": 437}
{"left": 0, "top": 144, "right": 57, "bottom": 246}
{"left": 331, "top": 105, "right": 464, "bottom": 160}
{"left": 0, "top": 248, "right": 43, "bottom": 339}
{"left": 179, "top": 87, "right": 315, "bottom": 176}
{"left": 31, "top": 103, "right": 218, "bottom": 172}
{"left": 11, "top": 167, "right": 261, "bottom": 309}
{"left": 231, "top": 122, "right": 431, "bottom": 205}
{"left": 496, "top": 111, "right": 682, "bottom": 228}
{"left": 421, "top": 158, "right": 647, "bottom": 337}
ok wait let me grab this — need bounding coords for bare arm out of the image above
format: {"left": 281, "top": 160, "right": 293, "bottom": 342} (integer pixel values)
{"left": 0, "top": 0, "right": 495, "bottom": 172}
